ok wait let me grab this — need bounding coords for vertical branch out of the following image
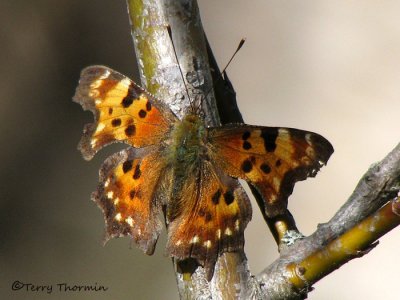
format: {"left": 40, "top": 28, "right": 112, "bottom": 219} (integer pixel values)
{"left": 126, "top": 0, "right": 258, "bottom": 298}
{"left": 103, "top": 1, "right": 400, "bottom": 299}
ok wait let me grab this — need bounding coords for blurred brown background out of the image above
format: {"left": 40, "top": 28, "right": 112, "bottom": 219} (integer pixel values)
{"left": 1, "top": 1, "right": 399, "bottom": 299}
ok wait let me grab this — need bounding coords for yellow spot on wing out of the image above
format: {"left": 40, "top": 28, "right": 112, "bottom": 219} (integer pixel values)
{"left": 225, "top": 227, "right": 232, "bottom": 236}
{"left": 96, "top": 123, "right": 105, "bottom": 133}
{"left": 273, "top": 177, "right": 281, "bottom": 192}
{"left": 100, "top": 69, "right": 111, "bottom": 79}
{"left": 125, "top": 216, "right": 134, "bottom": 227}
{"left": 139, "top": 94, "right": 147, "bottom": 101}
{"left": 114, "top": 213, "right": 122, "bottom": 221}
{"left": 190, "top": 236, "right": 200, "bottom": 244}
{"left": 90, "top": 80, "right": 102, "bottom": 89}
{"left": 204, "top": 240, "right": 212, "bottom": 248}
{"left": 104, "top": 178, "right": 110, "bottom": 188}
{"left": 90, "top": 139, "right": 97, "bottom": 148}
{"left": 235, "top": 219, "right": 240, "bottom": 231}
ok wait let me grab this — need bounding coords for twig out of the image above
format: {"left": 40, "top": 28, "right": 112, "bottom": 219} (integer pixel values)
{"left": 258, "top": 142, "right": 400, "bottom": 299}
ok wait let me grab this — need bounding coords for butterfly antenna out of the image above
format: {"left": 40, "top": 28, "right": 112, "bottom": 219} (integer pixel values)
{"left": 221, "top": 38, "right": 246, "bottom": 75}
{"left": 201, "top": 38, "right": 246, "bottom": 109}
{"left": 166, "top": 25, "right": 194, "bottom": 111}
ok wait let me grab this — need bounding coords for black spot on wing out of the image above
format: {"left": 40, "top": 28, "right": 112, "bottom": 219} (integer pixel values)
{"left": 243, "top": 141, "right": 252, "bottom": 150}
{"left": 260, "top": 163, "right": 271, "bottom": 174}
{"left": 241, "top": 159, "right": 253, "bottom": 173}
{"left": 121, "top": 85, "right": 135, "bottom": 108}
{"left": 198, "top": 209, "right": 212, "bottom": 222}
{"left": 122, "top": 160, "right": 133, "bottom": 173}
{"left": 111, "top": 118, "right": 121, "bottom": 127}
{"left": 133, "top": 164, "right": 141, "bottom": 180}
{"left": 212, "top": 189, "right": 221, "bottom": 205}
{"left": 138, "top": 109, "right": 147, "bottom": 118}
{"left": 125, "top": 124, "right": 136, "bottom": 137}
{"left": 261, "top": 128, "right": 278, "bottom": 152}
{"left": 146, "top": 100, "right": 152, "bottom": 111}
{"left": 275, "top": 159, "right": 282, "bottom": 167}
{"left": 224, "top": 191, "right": 234, "bottom": 205}
{"left": 242, "top": 131, "right": 250, "bottom": 140}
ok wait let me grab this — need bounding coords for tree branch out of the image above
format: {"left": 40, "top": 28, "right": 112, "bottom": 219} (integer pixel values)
{"left": 258, "top": 142, "right": 400, "bottom": 299}
{"left": 125, "top": 0, "right": 400, "bottom": 299}
{"left": 126, "top": 0, "right": 257, "bottom": 298}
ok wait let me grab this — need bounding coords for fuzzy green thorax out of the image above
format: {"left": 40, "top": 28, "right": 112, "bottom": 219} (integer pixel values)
{"left": 170, "top": 114, "right": 206, "bottom": 167}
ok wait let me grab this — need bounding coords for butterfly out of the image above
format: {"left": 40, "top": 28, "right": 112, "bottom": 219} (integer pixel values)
{"left": 73, "top": 65, "right": 333, "bottom": 280}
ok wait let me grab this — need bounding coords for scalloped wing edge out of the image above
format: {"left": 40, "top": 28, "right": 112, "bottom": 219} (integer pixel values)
{"left": 91, "top": 147, "right": 163, "bottom": 255}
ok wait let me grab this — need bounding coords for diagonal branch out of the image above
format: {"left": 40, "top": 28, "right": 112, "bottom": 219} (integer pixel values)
{"left": 258, "top": 142, "right": 400, "bottom": 299}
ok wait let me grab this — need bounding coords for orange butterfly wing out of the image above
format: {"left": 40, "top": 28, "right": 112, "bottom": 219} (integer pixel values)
{"left": 165, "top": 160, "right": 251, "bottom": 279}
{"left": 73, "top": 65, "right": 176, "bottom": 160}
{"left": 73, "top": 66, "right": 177, "bottom": 254}
{"left": 94, "top": 148, "right": 166, "bottom": 254}
{"left": 207, "top": 125, "right": 334, "bottom": 217}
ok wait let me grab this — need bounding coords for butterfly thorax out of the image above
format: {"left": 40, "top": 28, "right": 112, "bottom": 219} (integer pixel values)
{"left": 169, "top": 113, "right": 206, "bottom": 168}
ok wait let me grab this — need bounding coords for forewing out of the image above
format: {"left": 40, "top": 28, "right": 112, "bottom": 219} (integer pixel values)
{"left": 207, "top": 125, "right": 333, "bottom": 217}
{"left": 73, "top": 65, "right": 177, "bottom": 160}
{"left": 166, "top": 161, "right": 252, "bottom": 280}
{"left": 93, "top": 147, "right": 166, "bottom": 255}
